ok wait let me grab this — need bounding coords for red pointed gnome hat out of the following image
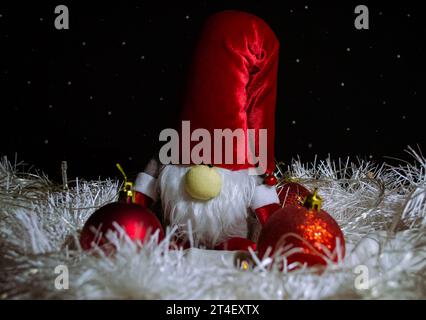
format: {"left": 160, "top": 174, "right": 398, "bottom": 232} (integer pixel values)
{"left": 178, "top": 10, "right": 279, "bottom": 175}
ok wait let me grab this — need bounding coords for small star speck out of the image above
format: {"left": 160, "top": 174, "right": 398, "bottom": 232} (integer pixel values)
{"left": 159, "top": 97, "right": 164, "bottom": 101}
{"left": 48, "top": 105, "right": 53, "bottom": 109}
{"left": 369, "top": 155, "right": 373, "bottom": 159}
{"left": 308, "top": 143, "right": 313, "bottom": 148}
{"left": 346, "top": 48, "right": 351, "bottom": 52}
{"left": 27, "top": 80, "right": 31, "bottom": 85}
{"left": 346, "top": 127, "right": 351, "bottom": 131}
{"left": 296, "top": 58, "right": 300, "bottom": 63}
{"left": 397, "top": 54, "right": 401, "bottom": 59}
{"left": 89, "top": 96, "right": 93, "bottom": 100}
{"left": 107, "top": 111, "right": 112, "bottom": 116}
{"left": 383, "top": 101, "right": 387, "bottom": 105}
{"left": 128, "top": 156, "right": 133, "bottom": 161}
{"left": 122, "top": 41, "right": 126, "bottom": 46}
{"left": 67, "top": 81, "right": 72, "bottom": 85}
{"left": 44, "top": 139, "right": 49, "bottom": 144}
{"left": 40, "top": 17, "right": 43, "bottom": 22}
{"left": 185, "top": 15, "right": 190, "bottom": 20}
{"left": 141, "top": 55, "right": 145, "bottom": 60}
{"left": 305, "top": 5, "right": 309, "bottom": 10}
{"left": 402, "top": 115, "right": 406, "bottom": 119}
{"left": 82, "top": 41, "right": 86, "bottom": 46}
{"left": 292, "top": 120, "right": 296, "bottom": 125}
{"left": 341, "top": 82, "right": 345, "bottom": 87}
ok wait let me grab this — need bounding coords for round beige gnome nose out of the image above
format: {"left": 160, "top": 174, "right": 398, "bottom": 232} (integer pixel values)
{"left": 184, "top": 165, "right": 222, "bottom": 201}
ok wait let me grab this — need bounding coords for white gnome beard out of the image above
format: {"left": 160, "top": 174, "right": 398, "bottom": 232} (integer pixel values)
{"left": 158, "top": 165, "right": 257, "bottom": 248}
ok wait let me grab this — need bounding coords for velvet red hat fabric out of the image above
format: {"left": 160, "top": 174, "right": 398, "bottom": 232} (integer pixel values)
{"left": 179, "top": 10, "right": 279, "bottom": 174}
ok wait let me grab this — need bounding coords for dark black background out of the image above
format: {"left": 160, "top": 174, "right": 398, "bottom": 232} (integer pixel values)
{"left": 1, "top": 1, "right": 425, "bottom": 181}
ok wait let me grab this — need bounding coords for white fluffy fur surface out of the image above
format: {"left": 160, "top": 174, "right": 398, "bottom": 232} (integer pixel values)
{"left": 1, "top": 149, "right": 426, "bottom": 299}
{"left": 159, "top": 165, "right": 257, "bottom": 247}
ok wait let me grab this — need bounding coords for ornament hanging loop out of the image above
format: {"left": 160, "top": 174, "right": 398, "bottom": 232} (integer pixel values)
{"left": 116, "top": 163, "right": 135, "bottom": 203}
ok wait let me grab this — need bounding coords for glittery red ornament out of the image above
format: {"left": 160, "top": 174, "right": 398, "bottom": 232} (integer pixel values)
{"left": 276, "top": 182, "right": 311, "bottom": 207}
{"left": 257, "top": 190, "right": 345, "bottom": 269}
{"left": 80, "top": 164, "right": 164, "bottom": 251}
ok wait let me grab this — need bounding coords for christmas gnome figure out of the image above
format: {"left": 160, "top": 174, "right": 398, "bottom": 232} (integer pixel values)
{"left": 133, "top": 10, "right": 282, "bottom": 250}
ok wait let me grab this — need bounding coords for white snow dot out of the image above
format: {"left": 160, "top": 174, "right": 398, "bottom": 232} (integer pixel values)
{"left": 308, "top": 143, "right": 312, "bottom": 148}
{"left": 141, "top": 55, "right": 145, "bottom": 60}
{"left": 82, "top": 41, "right": 86, "bottom": 46}
{"left": 341, "top": 82, "right": 345, "bottom": 87}
{"left": 67, "top": 81, "right": 72, "bottom": 85}
{"left": 402, "top": 115, "right": 406, "bottom": 119}
{"left": 407, "top": 13, "right": 411, "bottom": 17}
{"left": 379, "top": 12, "right": 383, "bottom": 16}
{"left": 107, "top": 111, "right": 112, "bottom": 116}
{"left": 296, "top": 58, "right": 300, "bottom": 63}
{"left": 185, "top": 15, "right": 190, "bottom": 20}
{"left": 305, "top": 5, "right": 309, "bottom": 10}
{"left": 290, "top": 9, "right": 294, "bottom": 13}
{"left": 0, "top": 14, "right": 3, "bottom": 18}
{"left": 396, "top": 54, "right": 401, "bottom": 59}
{"left": 159, "top": 97, "right": 164, "bottom": 101}
{"left": 48, "top": 104, "right": 53, "bottom": 109}
{"left": 383, "top": 101, "right": 386, "bottom": 105}
{"left": 40, "top": 17, "right": 43, "bottom": 22}
{"left": 346, "top": 47, "right": 351, "bottom": 52}
{"left": 346, "top": 127, "right": 351, "bottom": 131}
{"left": 122, "top": 41, "right": 126, "bottom": 46}
{"left": 292, "top": 120, "right": 296, "bottom": 125}
{"left": 369, "top": 155, "right": 373, "bottom": 159}
{"left": 89, "top": 95, "right": 93, "bottom": 100}
{"left": 44, "top": 139, "right": 49, "bottom": 144}
{"left": 27, "top": 80, "right": 31, "bottom": 85}
{"left": 128, "top": 156, "right": 133, "bottom": 161}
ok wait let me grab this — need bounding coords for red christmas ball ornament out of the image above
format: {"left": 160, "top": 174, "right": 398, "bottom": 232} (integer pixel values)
{"left": 80, "top": 202, "right": 164, "bottom": 251}
{"left": 264, "top": 174, "right": 278, "bottom": 186}
{"left": 215, "top": 237, "right": 257, "bottom": 251}
{"left": 257, "top": 189, "right": 345, "bottom": 269}
{"left": 80, "top": 164, "right": 164, "bottom": 251}
{"left": 276, "top": 182, "right": 311, "bottom": 207}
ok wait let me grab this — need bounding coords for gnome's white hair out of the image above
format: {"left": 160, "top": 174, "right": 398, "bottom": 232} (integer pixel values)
{"left": 158, "top": 165, "right": 258, "bottom": 247}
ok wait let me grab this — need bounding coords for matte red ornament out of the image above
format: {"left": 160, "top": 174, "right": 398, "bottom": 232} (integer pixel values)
{"left": 80, "top": 202, "right": 164, "bottom": 251}
{"left": 80, "top": 163, "right": 164, "bottom": 251}
{"left": 277, "top": 182, "right": 311, "bottom": 207}
{"left": 215, "top": 237, "right": 257, "bottom": 251}
{"left": 257, "top": 190, "right": 345, "bottom": 269}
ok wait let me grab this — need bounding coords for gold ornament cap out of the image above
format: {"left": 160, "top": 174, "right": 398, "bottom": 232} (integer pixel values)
{"left": 303, "top": 188, "right": 322, "bottom": 211}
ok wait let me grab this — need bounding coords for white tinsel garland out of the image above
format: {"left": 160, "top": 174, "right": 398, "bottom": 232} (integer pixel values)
{"left": 0, "top": 148, "right": 425, "bottom": 299}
